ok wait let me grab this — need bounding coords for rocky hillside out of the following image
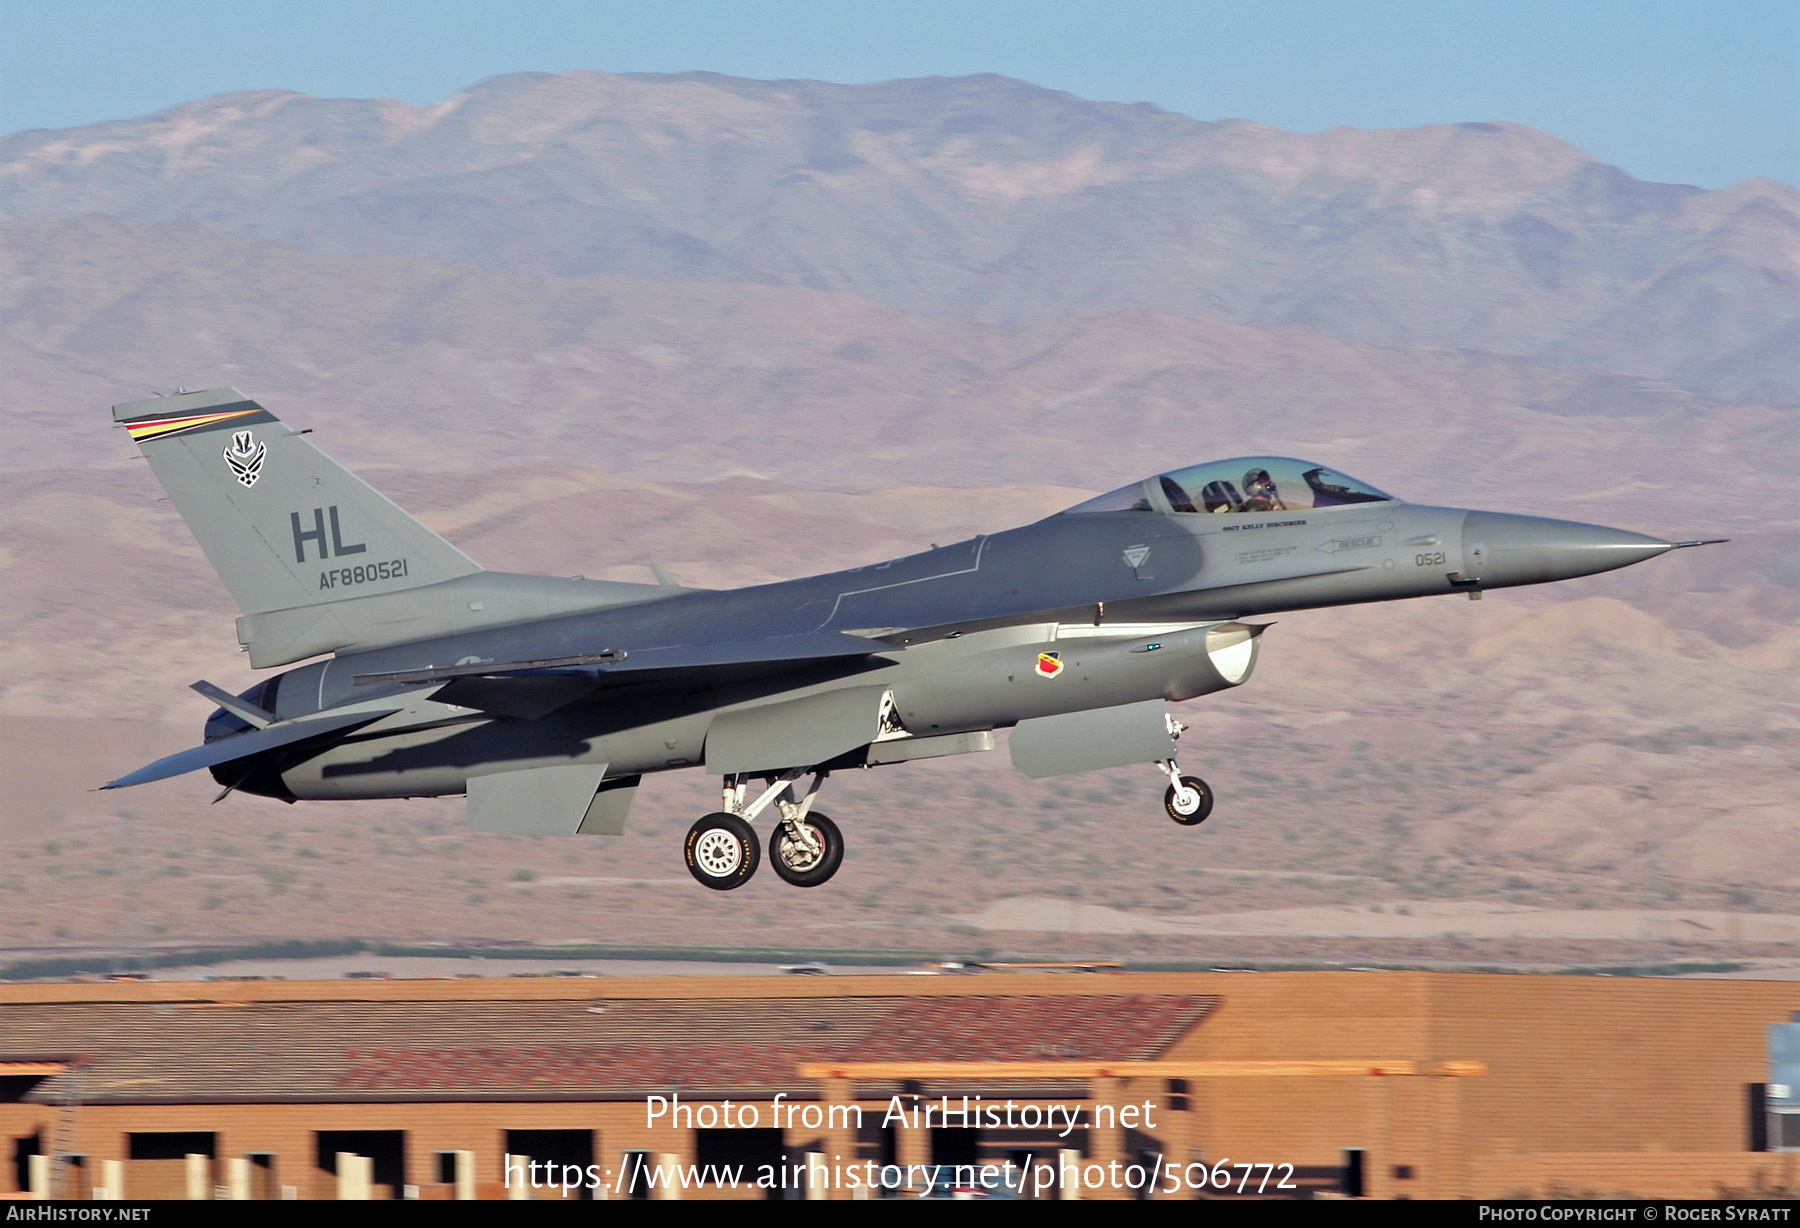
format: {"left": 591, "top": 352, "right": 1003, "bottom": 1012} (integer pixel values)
{"left": 4, "top": 71, "right": 1796, "bottom": 404}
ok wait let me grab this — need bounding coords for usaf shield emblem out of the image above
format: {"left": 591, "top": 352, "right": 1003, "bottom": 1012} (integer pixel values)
{"left": 223, "top": 430, "right": 267, "bottom": 488}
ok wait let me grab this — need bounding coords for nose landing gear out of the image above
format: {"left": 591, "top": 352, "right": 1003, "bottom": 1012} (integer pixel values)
{"left": 1156, "top": 715, "right": 1214, "bottom": 826}
{"left": 684, "top": 769, "right": 846, "bottom": 890}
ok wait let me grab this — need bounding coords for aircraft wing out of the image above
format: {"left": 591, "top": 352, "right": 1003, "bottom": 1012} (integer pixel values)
{"left": 352, "top": 630, "right": 899, "bottom": 719}
{"left": 103, "top": 707, "right": 400, "bottom": 789}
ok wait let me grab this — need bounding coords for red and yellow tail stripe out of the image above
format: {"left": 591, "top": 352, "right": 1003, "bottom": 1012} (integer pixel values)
{"left": 122, "top": 408, "right": 261, "bottom": 442}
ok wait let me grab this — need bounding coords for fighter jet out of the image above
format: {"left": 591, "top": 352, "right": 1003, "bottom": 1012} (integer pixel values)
{"left": 104, "top": 389, "right": 1721, "bottom": 890}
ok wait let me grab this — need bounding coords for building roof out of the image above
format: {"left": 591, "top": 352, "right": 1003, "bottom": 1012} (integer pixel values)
{"left": 0, "top": 991, "right": 1216, "bottom": 1103}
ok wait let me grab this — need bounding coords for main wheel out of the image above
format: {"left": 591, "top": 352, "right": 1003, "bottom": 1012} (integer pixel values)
{"left": 685, "top": 812, "right": 760, "bottom": 889}
{"left": 768, "top": 811, "right": 844, "bottom": 888}
{"left": 1164, "top": 775, "right": 1214, "bottom": 826}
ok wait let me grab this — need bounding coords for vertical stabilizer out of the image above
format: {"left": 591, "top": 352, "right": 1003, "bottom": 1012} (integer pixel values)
{"left": 113, "top": 388, "right": 482, "bottom": 617}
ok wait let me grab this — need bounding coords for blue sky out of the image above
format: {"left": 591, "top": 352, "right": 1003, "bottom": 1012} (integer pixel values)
{"left": 2, "top": 0, "right": 1794, "bottom": 187}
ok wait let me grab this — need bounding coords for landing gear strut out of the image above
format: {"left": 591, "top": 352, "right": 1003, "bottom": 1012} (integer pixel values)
{"left": 1156, "top": 715, "right": 1214, "bottom": 826}
{"left": 684, "top": 769, "right": 845, "bottom": 890}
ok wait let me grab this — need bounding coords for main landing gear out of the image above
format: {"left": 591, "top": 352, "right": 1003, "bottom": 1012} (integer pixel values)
{"left": 1156, "top": 715, "right": 1215, "bottom": 827}
{"left": 684, "top": 769, "right": 845, "bottom": 891}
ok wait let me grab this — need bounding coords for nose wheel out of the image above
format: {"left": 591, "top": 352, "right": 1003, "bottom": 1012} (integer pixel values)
{"left": 1163, "top": 774, "right": 1213, "bottom": 825}
{"left": 686, "top": 769, "right": 846, "bottom": 889}
{"left": 1157, "top": 715, "right": 1215, "bottom": 826}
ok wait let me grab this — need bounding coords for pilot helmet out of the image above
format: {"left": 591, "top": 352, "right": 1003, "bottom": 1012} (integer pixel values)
{"left": 1243, "top": 468, "right": 1275, "bottom": 496}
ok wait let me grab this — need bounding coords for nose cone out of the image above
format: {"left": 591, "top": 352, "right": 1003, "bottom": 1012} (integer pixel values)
{"left": 1462, "top": 511, "right": 1675, "bottom": 588}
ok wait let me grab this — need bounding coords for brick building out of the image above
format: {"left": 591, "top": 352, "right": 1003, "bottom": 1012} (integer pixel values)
{"left": 1, "top": 971, "right": 1794, "bottom": 1200}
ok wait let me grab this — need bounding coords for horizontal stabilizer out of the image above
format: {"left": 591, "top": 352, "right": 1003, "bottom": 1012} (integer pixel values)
{"left": 103, "top": 708, "right": 398, "bottom": 790}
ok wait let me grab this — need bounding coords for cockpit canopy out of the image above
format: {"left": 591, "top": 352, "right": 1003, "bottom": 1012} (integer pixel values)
{"left": 1065, "top": 456, "right": 1394, "bottom": 516}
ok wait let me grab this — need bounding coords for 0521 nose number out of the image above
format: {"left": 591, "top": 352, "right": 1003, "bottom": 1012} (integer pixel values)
{"left": 1414, "top": 551, "right": 1447, "bottom": 566}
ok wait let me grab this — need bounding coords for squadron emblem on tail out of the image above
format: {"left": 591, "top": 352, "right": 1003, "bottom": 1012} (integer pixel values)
{"left": 223, "top": 430, "right": 266, "bottom": 488}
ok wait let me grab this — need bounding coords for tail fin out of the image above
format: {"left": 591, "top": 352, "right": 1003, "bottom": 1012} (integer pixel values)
{"left": 113, "top": 388, "right": 482, "bottom": 618}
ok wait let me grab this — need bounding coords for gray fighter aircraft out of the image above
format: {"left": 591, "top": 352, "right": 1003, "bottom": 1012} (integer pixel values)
{"left": 105, "top": 389, "right": 1720, "bottom": 890}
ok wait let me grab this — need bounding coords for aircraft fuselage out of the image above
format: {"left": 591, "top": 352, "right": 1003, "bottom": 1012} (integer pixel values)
{"left": 242, "top": 499, "right": 1666, "bottom": 801}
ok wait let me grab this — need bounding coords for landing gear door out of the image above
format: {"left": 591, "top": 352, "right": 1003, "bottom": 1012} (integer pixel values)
{"left": 705, "top": 685, "right": 890, "bottom": 776}
{"left": 1009, "top": 699, "right": 1175, "bottom": 779}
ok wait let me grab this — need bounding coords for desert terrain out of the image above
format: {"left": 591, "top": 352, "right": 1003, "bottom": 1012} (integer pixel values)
{"left": 0, "top": 72, "right": 1794, "bottom": 972}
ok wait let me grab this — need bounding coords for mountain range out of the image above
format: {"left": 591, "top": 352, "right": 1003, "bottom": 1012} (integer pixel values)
{"left": 0, "top": 71, "right": 1794, "bottom": 965}
{"left": 4, "top": 70, "right": 1795, "bottom": 406}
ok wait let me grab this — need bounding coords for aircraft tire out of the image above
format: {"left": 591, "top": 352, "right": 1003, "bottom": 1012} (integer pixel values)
{"left": 686, "top": 812, "right": 761, "bottom": 889}
{"left": 768, "top": 811, "right": 844, "bottom": 888}
{"left": 1164, "top": 776, "right": 1214, "bottom": 826}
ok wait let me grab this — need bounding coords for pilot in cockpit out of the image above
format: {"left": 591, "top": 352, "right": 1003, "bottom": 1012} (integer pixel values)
{"left": 1241, "top": 467, "right": 1286, "bottom": 512}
